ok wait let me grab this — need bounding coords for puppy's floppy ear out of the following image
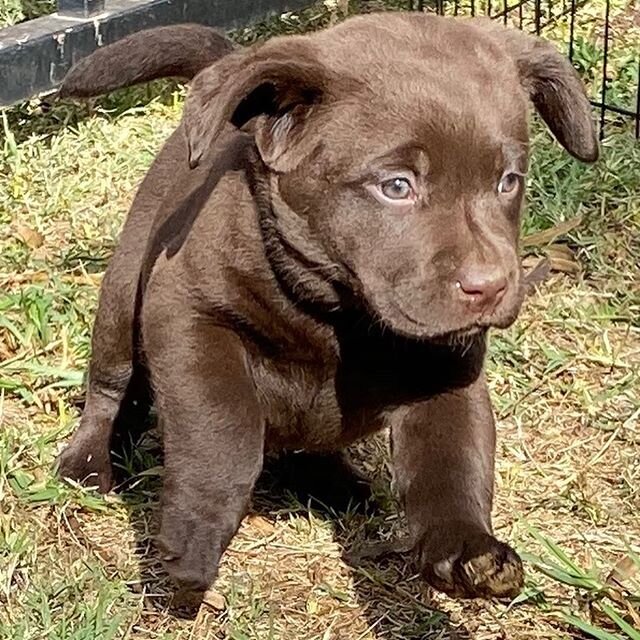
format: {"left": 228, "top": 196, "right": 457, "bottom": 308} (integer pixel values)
{"left": 183, "top": 41, "right": 330, "bottom": 171}
{"left": 485, "top": 22, "right": 598, "bottom": 162}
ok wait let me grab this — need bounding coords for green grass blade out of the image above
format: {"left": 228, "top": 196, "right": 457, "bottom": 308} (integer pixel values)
{"left": 521, "top": 552, "right": 602, "bottom": 590}
{"left": 561, "top": 613, "right": 624, "bottom": 640}
{"left": 527, "top": 525, "right": 587, "bottom": 577}
{"left": 600, "top": 603, "right": 640, "bottom": 640}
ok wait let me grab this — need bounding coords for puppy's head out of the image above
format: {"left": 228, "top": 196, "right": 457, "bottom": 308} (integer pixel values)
{"left": 183, "top": 13, "right": 597, "bottom": 340}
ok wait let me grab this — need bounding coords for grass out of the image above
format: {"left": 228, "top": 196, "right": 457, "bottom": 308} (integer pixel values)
{"left": 1, "top": 0, "right": 639, "bottom": 638}
{"left": 0, "top": 0, "right": 53, "bottom": 26}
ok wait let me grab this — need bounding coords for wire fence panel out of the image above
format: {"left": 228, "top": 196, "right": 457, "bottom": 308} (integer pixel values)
{"left": 1, "top": 0, "right": 637, "bottom": 133}
{"left": 407, "top": 0, "right": 640, "bottom": 139}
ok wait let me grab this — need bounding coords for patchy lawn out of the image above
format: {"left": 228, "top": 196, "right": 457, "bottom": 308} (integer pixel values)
{"left": 1, "top": 1, "right": 638, "bottom": 639}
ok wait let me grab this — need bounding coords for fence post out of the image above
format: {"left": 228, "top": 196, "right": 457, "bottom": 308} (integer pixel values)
{"left": 599, "top": 0, "right": 611, "bottom": 139}
{"left": 57, "top": 0, "right": 105, "bottom": 18}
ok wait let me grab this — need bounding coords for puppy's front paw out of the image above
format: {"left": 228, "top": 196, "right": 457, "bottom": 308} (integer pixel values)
{"left": 157, "top": 510, "right": 227, "bottom": 595}
{"left": 417, "top": 525, "right": 524, "bottom": 599}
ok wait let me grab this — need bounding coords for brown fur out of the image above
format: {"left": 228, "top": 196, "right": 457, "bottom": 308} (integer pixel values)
{"left": 58, "top": 24, "right": 235, "bottom": 98}
{"left": 57, "top": 15, "right": 597, "bottom": 602}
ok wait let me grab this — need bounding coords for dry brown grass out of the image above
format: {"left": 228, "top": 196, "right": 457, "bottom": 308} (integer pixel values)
{"left": 1, "top": 2, "right": 638, "bottom": 639}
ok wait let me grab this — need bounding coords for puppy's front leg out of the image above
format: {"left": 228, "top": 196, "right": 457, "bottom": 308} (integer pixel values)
{"left": 145, "top": 315, "right": 264, "bottom": 596}
{"left": 390, "top": 374, "right": 524, "bottom": 599}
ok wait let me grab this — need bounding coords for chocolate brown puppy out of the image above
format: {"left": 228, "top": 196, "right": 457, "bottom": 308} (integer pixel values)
{"left": 57, "top": 14, "right": 597, "bottom": 601}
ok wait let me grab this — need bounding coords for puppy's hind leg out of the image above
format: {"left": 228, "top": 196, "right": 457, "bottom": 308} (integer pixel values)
{"left": 57, "top": 270, "right": 148, "bottom": 493}
{"left": 57, "top": 128, "right": 185, "bottom": 493}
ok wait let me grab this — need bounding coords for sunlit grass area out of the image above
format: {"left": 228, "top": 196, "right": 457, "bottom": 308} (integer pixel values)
{"left": 1, "top": 1, "right": 638, "bottom": 638}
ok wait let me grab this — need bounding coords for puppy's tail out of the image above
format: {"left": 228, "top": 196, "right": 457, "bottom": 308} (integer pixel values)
{"left": 58, "top": 24, "right": 235, "bottom": 98}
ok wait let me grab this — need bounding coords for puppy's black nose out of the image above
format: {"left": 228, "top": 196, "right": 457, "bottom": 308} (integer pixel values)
{"left": 457, "top": 268, "right": 507, "bottom": 311}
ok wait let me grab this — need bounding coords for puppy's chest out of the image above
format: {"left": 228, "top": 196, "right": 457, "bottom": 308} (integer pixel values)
{"left": 251, "top": 355, "right": 340, "bottom": 450}
{"left": 250, "top": 352, "right": 393, "bottom": 451}
{"left": 249, "top": 349, "right": 440, "bottom": 451}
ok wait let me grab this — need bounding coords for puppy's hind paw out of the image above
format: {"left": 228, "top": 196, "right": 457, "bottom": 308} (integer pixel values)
{"left": 57, "top": 437, "right": 113, "bottom": 494}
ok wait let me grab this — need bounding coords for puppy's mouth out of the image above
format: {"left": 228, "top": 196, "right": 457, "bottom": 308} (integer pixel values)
{"left": 393, "top": 302, "right": 483, "bottom": 339}
{"left": 384, "top": 294, "right": 521, "bottom": 343}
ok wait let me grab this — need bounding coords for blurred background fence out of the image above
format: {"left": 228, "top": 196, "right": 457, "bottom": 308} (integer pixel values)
{"left": 1, "top": 0, "right": 638, "bottom": 139}
{"left": 407, "top": 0, "right": 639, "bottom": 138}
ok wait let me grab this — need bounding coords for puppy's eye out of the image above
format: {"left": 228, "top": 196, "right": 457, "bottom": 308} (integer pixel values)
{"left": 498, "top": 173, "right": 520, "bottom": 195}
{"left": 369, "top": 176, "right": 417, "bottom": 205}
{"left": 381, "top": 177, "right": 413, "bottom": 199}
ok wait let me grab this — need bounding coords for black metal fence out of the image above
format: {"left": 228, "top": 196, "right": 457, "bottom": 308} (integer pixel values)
{"left": 1, "top": 0, "right": 638, "bottom": 140}
{"left": 408, "top": 0, "right": 640, "bottom": 138}
{"left": 0, "top": 0, "right": 311, "bottom": 106}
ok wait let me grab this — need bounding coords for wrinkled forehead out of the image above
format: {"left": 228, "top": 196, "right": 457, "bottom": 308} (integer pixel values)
{"left": 318, "top": 65, "right": 529, "bottom": 180}
{"left": 308, "top": 16, "right": 530, "bottom": 161}
{"left": 313, "top": 11, "right": 519, "bottom": 82}
{"left": 356, "top": 56, "right": 527, "bottom": 132}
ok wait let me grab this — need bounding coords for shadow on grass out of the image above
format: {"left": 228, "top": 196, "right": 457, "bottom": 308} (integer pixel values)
{"left": 111, "top": 429, "right": 470, "bottom": 639}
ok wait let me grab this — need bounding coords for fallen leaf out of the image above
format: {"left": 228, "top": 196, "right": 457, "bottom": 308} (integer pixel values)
{"left": 247, "top": 514, "right": 276, "bottom": 535}
{"left": 15, "top": 224, "right": 44, "bottom": 249}
{"left": 547, "top": 243, "right": 576, "bottom": 261}
{"left": 523, "top": 257, "right": 551, "bottom": 290}
{"left": 30, "top": 246, "right": 53, "bottom": 262}
{"left": 61, "top": 273, "right": 103, "bottom": 286}
{"left": 606, "top": 554, "right": 639, "bottom": 589}
{"left": 202, "top": 588, "right": 226, "bottom": 611}
{"left": 0, "top": 270, "right": 49, "bottom": 286}
{"left": 549, "top": 257, "right": 580, "bottom": 274}
{"left": 522, "top": 216, "right": 582, "bottom": 248}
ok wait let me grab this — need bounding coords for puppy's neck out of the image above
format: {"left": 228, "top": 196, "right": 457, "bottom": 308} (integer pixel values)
{"left": 248, "top": 148, "right": 351, "bottom": 319}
